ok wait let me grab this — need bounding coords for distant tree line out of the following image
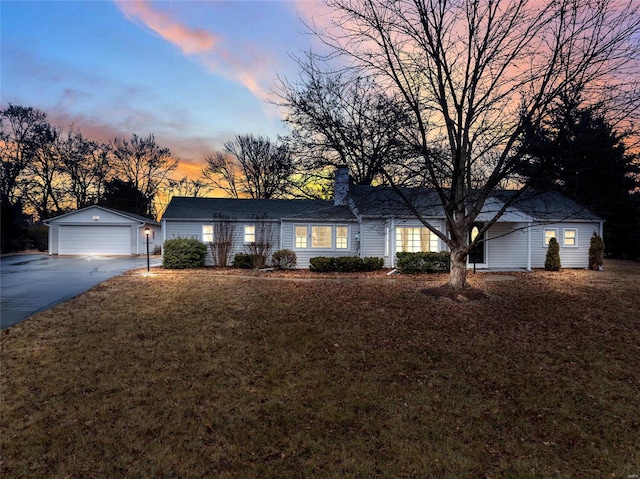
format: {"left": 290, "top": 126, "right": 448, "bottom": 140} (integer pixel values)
{"left": 3, "top": 78, "right": 639, "bottom": 257}
{"left": 0, "top": 104, "right": 193, "bottom": 252}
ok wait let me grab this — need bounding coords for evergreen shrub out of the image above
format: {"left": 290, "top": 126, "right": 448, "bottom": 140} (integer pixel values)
{"left": 309, "top": 256, "right": 384, "bottom": 273}
{"left": 396, "top": 252, "right": 450, "bottom": 274}
{"left": 272, "top": 249, "right": 297, "bottom": 269}
{"left": 309, "top": 257, "right": 336, "bottom": 272}
{"left": 589, "top": 232, "right": 604, "bottom": 270}
{"left": 25, "top": 225, "right": 48, "bottom": 251}
{"left": 162, "top": 238, "right": 207, "bottom": 269}
{"left": 232, "top": 253, "right": 255, "bottom": 269}
{"left": 545, "top": 237, "right": 561, "bottom": 271}
{"left": 362, "top": 257, "right": 384, "bottom": 271}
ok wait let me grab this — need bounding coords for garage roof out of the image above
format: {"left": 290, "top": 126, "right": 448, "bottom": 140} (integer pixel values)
{"left": 45, "top": 206, "right": 160, "bottom": 225}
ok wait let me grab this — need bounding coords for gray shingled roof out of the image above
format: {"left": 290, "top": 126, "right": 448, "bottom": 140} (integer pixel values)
{"left": 163, "top": 189, "right": 600, "bottom": 224}
{"left": 351, "top": 186, "right": 600, "bottom": 222}
{"left": 350, "top": 185, "right": 446, "bottom": 218}
{"left": 493, "top": 190, "right": 602, "bottom": 222}
{"left": 163, "top": 197, "right": 336, "bottom": 221}
{"left": 283, "top": 205, "right": 357, "bottom": 221}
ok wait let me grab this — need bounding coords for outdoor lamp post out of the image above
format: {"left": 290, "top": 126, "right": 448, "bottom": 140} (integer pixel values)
{"left": 144, "top": 227, "right": 151, "bottom": 272}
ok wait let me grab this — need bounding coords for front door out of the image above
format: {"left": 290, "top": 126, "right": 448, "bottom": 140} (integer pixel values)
{"left": 468, "top": 223, "right": 486, "bottom": 267}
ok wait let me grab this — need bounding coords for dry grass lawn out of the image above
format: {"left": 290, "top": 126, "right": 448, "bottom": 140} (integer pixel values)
{"left": 1, "top": 260, "right": 639, "bottom": 478}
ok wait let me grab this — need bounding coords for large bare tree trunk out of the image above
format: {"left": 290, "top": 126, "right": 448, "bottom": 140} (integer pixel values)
{"left": 447, "top": 218, "right": 469, "bottom": 289}
{"left": 448, "top": 250, "right": 468, "bottom": 290}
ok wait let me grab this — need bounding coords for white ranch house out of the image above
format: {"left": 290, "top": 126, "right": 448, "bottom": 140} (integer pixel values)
{"left": 162, "top": 167, "right": 603, "bottom": 270}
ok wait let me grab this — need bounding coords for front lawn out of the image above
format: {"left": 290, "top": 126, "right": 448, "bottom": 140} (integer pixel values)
{"left": 1, "top": 261, "right": 639, "bottom": 478}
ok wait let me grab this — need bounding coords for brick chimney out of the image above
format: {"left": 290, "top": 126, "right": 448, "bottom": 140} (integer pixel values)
{"left": 334, "top": 165, "right": 350, "bottom": 206}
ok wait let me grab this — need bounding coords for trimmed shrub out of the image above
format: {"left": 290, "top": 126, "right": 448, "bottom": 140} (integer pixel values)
{"left": 272, "top": 249, "right": 297, "bottom": 270}
{"left": 396, "top": 251, "right": 450, "bottom": 274}
{"left": 334, "top": 256, "right": 363, "bottom": 272}
{"left": 163, "top": 238, "right": 207, "bottom": 269}
{"left": 309, "top": 256, "right": 384, "bottom": 273}
{"left": 309, "top": 256, "right": 336, "bottom": 273}
{"left": 362, "top": 256, "right": 384, "bottom": 272}
{"left": 545, "top": 237, "right": 561, "bottom": 271}
{"left": 232, "top": 253, "right": 255, "bottom": 269}
{"left": 589, "top": 232, "right": 604, "bottom": 271}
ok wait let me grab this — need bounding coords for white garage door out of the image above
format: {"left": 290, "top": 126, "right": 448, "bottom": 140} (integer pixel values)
{"left": 59, "top": 225, "right": 132, "bottom": 255}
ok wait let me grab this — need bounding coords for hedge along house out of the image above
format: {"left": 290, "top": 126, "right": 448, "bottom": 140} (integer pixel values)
{"left": 161, "top": 166, "right": 603, "bottom": 270}
{"left": 45, "top": 205, "right": 161, "bottom": 256}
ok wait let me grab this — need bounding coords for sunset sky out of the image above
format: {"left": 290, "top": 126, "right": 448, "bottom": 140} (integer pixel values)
{"left": 1, "top": 0, "right": 328, "bottom": 178}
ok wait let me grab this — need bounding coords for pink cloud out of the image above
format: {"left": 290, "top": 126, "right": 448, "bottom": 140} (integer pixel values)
{"left": 291, "top": 0, "right": 335, "bottom": 29}
{"left": 114, "top": 0, "right": 275, "bottom": 101}
{"left": 115, "top": 0, "right": 218, "bottom": 54}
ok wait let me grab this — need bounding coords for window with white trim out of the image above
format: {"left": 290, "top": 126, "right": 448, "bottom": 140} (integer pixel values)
{"left": 294, "top": 225, "right": 350, "bottom": 249}
{"left": 335, "top": 226, "right": 348, "bottom": 249}
{"left": 244, "top": 225, "right": 255, "bottom": 243}
{"left": 202, "top": 225, "right": 214, "bottom": 243}
{"left": 295, "top": 226, "right": 308, "bottom": 248}
{"left": 544, "top": 228, "right": 557, "bottom": 247}
{"left": 396, "top": 227, "right": 438, "bottom": 253}
{"left": 311, "top": 226, "right": 332, "bottom": 248}
{"left": 563, "top": 229, "right": 577, "bottom": 247}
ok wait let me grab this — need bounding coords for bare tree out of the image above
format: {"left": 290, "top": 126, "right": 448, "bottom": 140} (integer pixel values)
{"left": 202, "top": 151, "right": 242, "bottom": 198}
{"left": 165, "top": 176, "right": 209, "bottom": 198}
{"left": 275, "top": 58, "right": 415, "bottom": 186}
{"left": 208, "top": 214, "right": 236, "bottom": 267}
{"left": 245, "top": 215, "right": 275, "bottom": 268}
{"left": 21, "top": 123, "right": 67, "bottom": 220}
{"left": 309, "top": 0, "right": 640, "bottom": 289}
{"left": 109, "top": 133, "right": 178, "bottom": 217}
{"left": 202, "top": 134, "right": 295, "bottom": 199}
{"left": 59, "top": 129, "right": 110, "bottom": 209}
{"left": 0, "top": 105, "right": 49, "bottom": 204}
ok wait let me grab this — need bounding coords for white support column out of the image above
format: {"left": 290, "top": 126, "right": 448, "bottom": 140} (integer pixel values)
{"left": 527, "top": 222, "right": 532, "bottom": 271}
{"left": 390, "top": 218, "right": 395, "bottom": 268}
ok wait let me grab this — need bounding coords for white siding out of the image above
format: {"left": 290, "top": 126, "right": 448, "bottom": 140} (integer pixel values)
{"left": 164, "top": 219, "right": 282, "bottom": 266}
{"left": 485, "top": 223, "right": 529, "bottom": 269}
{"left": 49, "top": 224, "right": 59, "bottom": 254}
{"left": 360, "top": 220, "right": 389, "bottom": 266}
{"left": 530, "top": 222, "right": 600, "bottom": 268}
{"left": 164, "top": 220, "right": 203, "bottom": 241}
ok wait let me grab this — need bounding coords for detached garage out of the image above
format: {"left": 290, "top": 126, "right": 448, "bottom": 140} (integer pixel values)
{"left": 45, "top": 206, "right": 161, "bottom": 256}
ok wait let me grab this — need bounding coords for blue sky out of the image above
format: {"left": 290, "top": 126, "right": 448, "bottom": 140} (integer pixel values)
{"left": 1, "top": 0, "right": 327, "bottom": 177}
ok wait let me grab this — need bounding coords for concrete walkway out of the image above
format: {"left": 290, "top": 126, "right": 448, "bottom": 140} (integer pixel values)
{"left": 1, "top": 254, "right": 162, "bottom": 329}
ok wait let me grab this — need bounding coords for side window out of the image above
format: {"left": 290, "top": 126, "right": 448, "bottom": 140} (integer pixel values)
{"left": 244, "top": 225, "right": 255, "bottom": 243}
{"left": 335, "top": 226, "right": 349, "bottom": 249}
{"left": 563, "top": 229, "right": 577, "bottom": 247}
{"left": 544, "top": 229, "right": 557, "bottom": 247}
{"left": 295, "top": 225, "right": 308, "bottom": 249}
{"left": 203, "top": 225, "right": 214, "bottom": 243}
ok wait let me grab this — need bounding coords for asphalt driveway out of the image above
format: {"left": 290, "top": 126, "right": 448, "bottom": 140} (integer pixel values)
{"left": 1, "top": 254, "right": 161, "bottom": 329}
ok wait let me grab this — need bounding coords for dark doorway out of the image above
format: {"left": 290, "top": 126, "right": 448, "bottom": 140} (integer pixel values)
{"left": 469, "top": 223, "right": 485, "bottom": 264}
